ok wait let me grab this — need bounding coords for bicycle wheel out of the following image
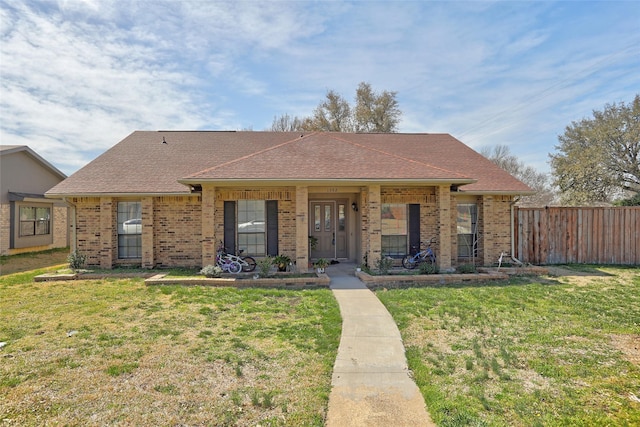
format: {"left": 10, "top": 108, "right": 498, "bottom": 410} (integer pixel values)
{"left": 242, "top": 256, "right": 256, "bottom": 272}
{"left": 227, "top": 261, "right": 242, "bottom": 274}
{"left": 402, "top": 254, "right": 417, "bottom": 269}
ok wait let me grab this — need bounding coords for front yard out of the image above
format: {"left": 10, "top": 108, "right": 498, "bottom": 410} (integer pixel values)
{"left": 1, "top": 252, "right": 639, "bottom": 426}
{"left": 0, "top": 266, "right": 341, "bottom": 426}
{"left": 377, "top": 265, "right": 640, "bottom": 426}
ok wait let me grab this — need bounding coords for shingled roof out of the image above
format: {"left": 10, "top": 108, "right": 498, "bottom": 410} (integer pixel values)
{"left": 46, "top": 131, "right": 533, "bottom": 196}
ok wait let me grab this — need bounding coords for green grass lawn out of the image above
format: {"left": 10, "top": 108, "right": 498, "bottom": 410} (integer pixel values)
{"left": 377, "top": 266, "right": 640, "bottom": 426}
{"left": 0, "top": 268, "right": 341, "bottom": 426}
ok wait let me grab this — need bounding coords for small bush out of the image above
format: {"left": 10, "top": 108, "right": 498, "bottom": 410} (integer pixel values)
{"left": 200, "top": 264, "right": 222, "bottom": 278}
{"left": 67, "top": 250, "right": 87, "bottom": 271}
{"left": 457, "top": 263, "right": 477, "bottom": 274}
{"left": 376, "top": 257, "right": 394, "bottom": 275}
{"left": 419, "top": 262, "right": 438, "bottom": 275}
{"left": 257, "top": 256, "right": 273, "bottom": 277}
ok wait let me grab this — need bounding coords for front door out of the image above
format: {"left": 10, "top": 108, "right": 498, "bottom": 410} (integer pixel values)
{"left": 310, "top": 201, "right": 347, "bottom": 259}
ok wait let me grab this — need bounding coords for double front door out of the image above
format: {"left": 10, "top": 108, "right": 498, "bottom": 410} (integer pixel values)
{"left": 309, "top": 201, "right": 347, "bottom": 259}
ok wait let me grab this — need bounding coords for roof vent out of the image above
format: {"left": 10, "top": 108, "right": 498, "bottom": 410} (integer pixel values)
{"left": 162, "top": 137, "right": 167, "bottom": 144}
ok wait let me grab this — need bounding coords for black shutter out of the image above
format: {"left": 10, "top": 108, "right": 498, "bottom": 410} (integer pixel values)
{"left": 224, "top": 201, "right": 236, "bottom": 254}
{"left": 408, "top": 204, "right": 420, "bottom": 255}
{"left": 266, "top": 200, "right": 278, "bottom": 256}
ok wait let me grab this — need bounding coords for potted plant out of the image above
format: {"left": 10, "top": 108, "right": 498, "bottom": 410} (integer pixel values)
{"left": 314, "top": 258, "right": 330, "bottom": 273}
{"left": 273, "top": 254, "right": 291, "bottom": 272}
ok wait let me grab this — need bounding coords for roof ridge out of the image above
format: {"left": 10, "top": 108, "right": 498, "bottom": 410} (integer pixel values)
{"left": 186, "top": 132, "right": 318, "bottom": 178}
{"left": 327, "top": 134, "right": 470, "bottom": 179}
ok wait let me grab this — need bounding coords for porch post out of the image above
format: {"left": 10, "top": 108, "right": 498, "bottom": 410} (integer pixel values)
{"left": 295, "top": 185, "right": 309, "bottom": 271}
{"left": 368, "top": 184, "right": 382, "bottom": 265}
{"left": 436, "top": 185, "right": 452, "bottom": 270}
{"left": 99, "top": 197, "right": 114, "bottom": 269}
{"left": 201, "top": 185, "right": 217, "bottom": 267}
{"left": 481, "top": 195, "right": 495, "bottom": 267}
{"left": 141, "top": 196, "right": 154, "bottom": 268}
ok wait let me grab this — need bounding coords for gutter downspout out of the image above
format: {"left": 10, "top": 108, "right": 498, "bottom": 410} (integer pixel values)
{"left": 510, "top": 198, "right": 524, "bottom": 266}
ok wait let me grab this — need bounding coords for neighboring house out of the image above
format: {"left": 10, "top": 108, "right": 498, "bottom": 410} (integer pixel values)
{"left": 45, "top": 131, "right": 533, "bottom": 270}
{"left": 0, "top": 145, "right": 68, "bottom": 256}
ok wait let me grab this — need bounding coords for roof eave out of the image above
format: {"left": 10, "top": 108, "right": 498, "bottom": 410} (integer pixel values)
{"left": 178, "top": 178, "right": 478, "bottom": 186}
{"left": 456, "top": 190, "right": 537, "bottom": 196}
{"left": 45, "top": 191, "right": 196, "bottom": 199}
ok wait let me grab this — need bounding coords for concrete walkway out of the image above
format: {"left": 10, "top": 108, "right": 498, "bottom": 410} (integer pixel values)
{"left": 324, "top": 262, "right": 436, "bottom": 427}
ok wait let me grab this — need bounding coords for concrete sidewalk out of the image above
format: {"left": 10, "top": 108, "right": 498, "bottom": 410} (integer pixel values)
{"left": 324, "top": 262, "right": 435, "bottom": 427}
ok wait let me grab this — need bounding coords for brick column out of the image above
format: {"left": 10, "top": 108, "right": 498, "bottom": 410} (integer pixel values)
{"left": 99, "top": 197, "right": 114, "bottom": 269}
{"left": 201, "top": 185, "right": 216, "bottom": 267}
{"left": 482, "top": 195, "right": 495, "bottom": 267}
{"left": 436, "top": 185, "right": 452, "bottom": 270}
{"left": 368, "top": 184, "right": 382, "bottom": 265}
{"left": 141, "top": 197, "right": 154, "bottom": 269}
{"left": 295, "top": 186, "right": 309, "bottom": 271}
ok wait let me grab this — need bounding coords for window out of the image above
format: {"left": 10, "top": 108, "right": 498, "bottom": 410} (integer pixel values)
{"left": 457, "top": 204, "right": 478, "bottom": 258}
{"left": 381, "top": 204, "right": 408, "bottom": 258}
{"left": 237, "top": 200, "right": 266, "bottom": 256}
{"left": 117, "top": 201, "right": 142, "bottom": 259}
{"left": 19, "top": 206, "right": 50, "bottom": 236}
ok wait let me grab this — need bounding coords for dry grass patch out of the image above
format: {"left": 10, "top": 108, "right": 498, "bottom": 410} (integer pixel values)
{"left": 0, "top": 273, "right": 341, "bottom": 426}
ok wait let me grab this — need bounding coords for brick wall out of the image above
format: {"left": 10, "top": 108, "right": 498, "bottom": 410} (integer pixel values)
{"left": 481, "top": 195, "right": 513, "bottom": 265}
{"left": 153, "top": 196, "right": 202, "bottom": 268}
{"left": 72, "top": 197, "right": 102, "bottom": 266}
{"left": 67, "top": 189, "right": 515, "bottom": 269}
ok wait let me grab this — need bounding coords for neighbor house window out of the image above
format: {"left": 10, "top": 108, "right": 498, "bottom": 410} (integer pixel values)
{"left": 381, "top": 204, "right": 408, "bottom": 258}
{"left": 457, "top": 204, "right": 478, "bottom": 258}
{"left": 117, "top": 201, "right": 142, "bottom": 259}
{"left": 237, "top": 200, "right": 266, "bottom": 256}
{"left": 19, "top": 206, "right": 50, "bottom": 236}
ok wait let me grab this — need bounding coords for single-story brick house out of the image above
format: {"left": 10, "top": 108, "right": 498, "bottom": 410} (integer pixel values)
{"left": 1, "top": 145, "right": 68, "bottom": 256}
{"left": 45, "top": 131, "right": 532, "bottom": 270}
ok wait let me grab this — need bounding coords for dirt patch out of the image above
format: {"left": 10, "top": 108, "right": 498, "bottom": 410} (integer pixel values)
{"left": 0, "top": 248, "right": 69, "bottom": 275}
{"left": 546, "top": 266, "right": 612, "bottom": 286}
{"left": 610, "top": 334, "right": 640, "bottom": 366}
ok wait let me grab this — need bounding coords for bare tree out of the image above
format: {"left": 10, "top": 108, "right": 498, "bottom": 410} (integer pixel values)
{"left": 269, "top": 82, "right": 401, "bottom": 133}
{"left": 481, "top": 145, "right": 556, "bottom": 206}
{"left": 354, "top": 82, "right": 401, "bottom": 133}
{"left": 269, "top": 114, "right": 307, "bottom": 132}
{"left": 305, "top": 90, "right": 353, "bottom": 132}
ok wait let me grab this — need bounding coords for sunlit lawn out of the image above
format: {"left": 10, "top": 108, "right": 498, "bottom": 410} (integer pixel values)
{"left": 377, "top": 265, "right": 640, "bottom": 426}
{"left": 0, "top": 268, "right": 341, "bottom": 426}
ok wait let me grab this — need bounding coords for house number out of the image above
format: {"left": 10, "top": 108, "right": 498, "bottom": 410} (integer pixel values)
{"left": 327, "top": 188, "right": 338, "bottom": 193}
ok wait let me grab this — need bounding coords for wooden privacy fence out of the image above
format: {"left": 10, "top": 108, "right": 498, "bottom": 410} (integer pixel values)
{"left": 515, "top": 207, "right": 640, "bottom": 265}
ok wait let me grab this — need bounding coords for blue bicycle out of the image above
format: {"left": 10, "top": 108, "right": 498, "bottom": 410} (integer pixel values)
{"left": 402, "top": 238, "right": 436, "bottom": 269}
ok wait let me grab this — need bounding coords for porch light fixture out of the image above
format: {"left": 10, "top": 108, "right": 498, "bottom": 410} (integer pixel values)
{"left": 351, "top": 202, "right": 358, "bottom": 212}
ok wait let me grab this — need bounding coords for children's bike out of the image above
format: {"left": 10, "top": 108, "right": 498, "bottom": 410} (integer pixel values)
{"left": 402, "top": 238, "right": 436, "bottom": 269}
{"left": 216, "top": 250, "right": 242, "bottom": 274}
{"left": 217, "top": 242, "right": 257, "bottom": 273}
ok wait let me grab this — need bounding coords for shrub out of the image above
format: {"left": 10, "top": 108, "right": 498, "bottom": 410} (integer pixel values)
{"left": 200, "top": 264, "right": 222, "bottom": 278}
{"left": 419, "top": 262, "right": 438, "bottom": 275}
{"left": 457, "top": 263, "right": 477, "bottom": 274}
{"left": 257, "top": 256, "right": 273, "bottom": 277}
{"left": 67, "top": 250, "right": 87, "bottom": 271}
{"left": 376, "top": 257, "right": 394, "bottom": 275}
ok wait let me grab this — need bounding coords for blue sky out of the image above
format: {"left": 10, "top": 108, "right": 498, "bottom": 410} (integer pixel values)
{"left": 1, "top": 0, "right": 638, "bottom": 177}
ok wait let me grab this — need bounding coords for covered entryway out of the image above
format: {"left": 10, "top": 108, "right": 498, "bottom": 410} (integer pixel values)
{"left": 309, "top": 200, "right": 348, "bottom": 260}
